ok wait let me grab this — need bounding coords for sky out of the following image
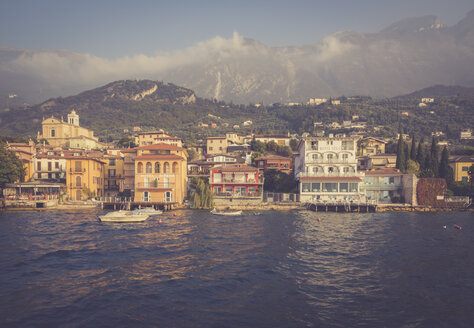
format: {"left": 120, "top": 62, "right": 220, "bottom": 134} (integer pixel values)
{"left": 1, "top": 0, "right": 473, "bottom": 58}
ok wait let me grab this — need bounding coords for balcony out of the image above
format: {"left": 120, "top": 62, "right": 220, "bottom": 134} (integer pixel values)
{"left": 298, "top": 172, "right": 360, "bottom": 178}
{"left": 305, "top": 159, "right": 354, "bottom": 164}
{"left": 361, "top": 183, "right": 402, "bottom": 190}
{"left": 136, "top": 182, "right": 175, "bottom": 189}
{"left": 213, "top": 191, "right": 262, "bottom": 198}
{"left": 69, "top": 168, "right": 86, "bottom": 174}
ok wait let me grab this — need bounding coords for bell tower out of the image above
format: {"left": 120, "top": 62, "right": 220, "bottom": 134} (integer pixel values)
{"left": 67, "top": 110, "right": 80, "bottom": 126}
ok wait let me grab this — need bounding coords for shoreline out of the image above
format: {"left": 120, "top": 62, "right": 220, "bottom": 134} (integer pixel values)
{"left": 2, "top": 203, "right": 472, "bottom": 213}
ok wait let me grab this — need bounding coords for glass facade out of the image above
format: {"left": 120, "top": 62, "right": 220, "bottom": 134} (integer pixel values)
{"left": 301, "top": 182, "right": 359, "bottom": 193}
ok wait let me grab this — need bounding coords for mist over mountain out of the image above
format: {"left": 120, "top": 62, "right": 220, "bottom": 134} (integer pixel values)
{"left": 1, "top": 10, "right": 474, "bottom": 104}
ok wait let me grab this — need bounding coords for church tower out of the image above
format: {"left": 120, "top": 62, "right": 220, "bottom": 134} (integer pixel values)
{"left": 67, "top": 110, "right": 79, "bottom": 126}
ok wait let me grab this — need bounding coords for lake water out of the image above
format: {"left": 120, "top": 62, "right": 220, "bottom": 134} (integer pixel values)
{"left": 0, "top": 209, "right": 473, "bottom": 327}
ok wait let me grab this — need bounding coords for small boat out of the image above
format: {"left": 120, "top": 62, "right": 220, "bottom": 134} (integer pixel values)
{"left": 210, "top": 208, "right": 242, "bottom": 216}
{"left": 133, "top": 207, "right": 163, "bottom": 216}
{"left": 99, "top": 210, "right": 149, "bottom": 222}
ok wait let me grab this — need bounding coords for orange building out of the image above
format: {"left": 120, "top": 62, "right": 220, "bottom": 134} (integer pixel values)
{"left": 65, "top": 156, "right": 105, "bottom": 201}
{"left": 133, "top": 143, "right": 188, "bottom": 204}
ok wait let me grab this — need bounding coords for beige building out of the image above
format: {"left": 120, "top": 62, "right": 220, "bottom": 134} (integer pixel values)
{"left": 135, "top": 131, "right": 183, "bottom": 147}
{"left": 207, "top": 137, "right": 228, "bottom": 155}
{"left": 37, "top": 110, "right": 103, "bottom": 149}
{"left": 133, "top": 143, "right": 188, "bottom": 204}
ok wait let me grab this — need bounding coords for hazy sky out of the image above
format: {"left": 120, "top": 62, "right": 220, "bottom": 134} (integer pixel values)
{"left": 1, "top": 0, "right": 473, "bottom": 58}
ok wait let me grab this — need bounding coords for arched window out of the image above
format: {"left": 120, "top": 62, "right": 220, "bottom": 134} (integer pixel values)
{"left": 164, "top": 162, "right": 170, "bottom": 174}
{"left": 75, "top": 176, "right": 82, "bottom": 187}
{"left": 155, "top": 162, "right": 160, "bottom": 173}
{"left": 137, "top": 162, "right": 143, "bottom": 173}
{"left": 172, "top": 162, "right": 178, "bottom": 174}
{"left": 146, "top": 162, "right": 152, "bottom": 173}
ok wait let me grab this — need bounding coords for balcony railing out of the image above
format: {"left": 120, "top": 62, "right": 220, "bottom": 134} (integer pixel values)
{"left": 213, "top": 179, "right": 262, "bottom": 184}
{"left": 298, "top": 172, "right": 360, "bottom": 178}
{"left": 305, "top": 159, "right": 354, "bottom": 164}
{"left": 69, "top": 168, "right": 86, "bottom": 173}
{"left": 213, "top": 191, "right": 262, "bottom": 198}
{"left": 136, "top": 182, "right": 175, "bottom": 189}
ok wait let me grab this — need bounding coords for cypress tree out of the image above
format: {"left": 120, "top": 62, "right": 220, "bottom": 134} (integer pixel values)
{"left": 430, "top": 137, "right": 439, "bottom": 177}
{"left": 439, "top": 146, "right": 453, "bottom": 184}
{"left": 396, "top": 135, "right": 406, "bottom": 172}
{"left": 410, "top": 135, "right": 416, "bottom": 160}
{"left": 416, "top": 141, "right": 424, "bottom": 167}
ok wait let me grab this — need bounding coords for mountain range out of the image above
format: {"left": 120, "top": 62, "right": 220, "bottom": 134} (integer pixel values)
{"left": 1, "top": 10, "right": 474, "bottom": 104}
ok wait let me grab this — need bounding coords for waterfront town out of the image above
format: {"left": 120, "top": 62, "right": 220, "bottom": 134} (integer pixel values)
{"left": 1, "top": 109, "right": 472, "bottom": 212}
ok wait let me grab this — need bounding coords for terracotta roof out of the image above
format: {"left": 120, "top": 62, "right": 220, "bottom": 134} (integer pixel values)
{"left": 212, "top": 165, "right": 258, "bottom": 172}
{"left": 134, "top": 155, "right": 184, "bottom": 160}
{"left": 207, "top": 136, "right": 226, "bottom": 139}
{"left": 135, "top": 143, "right": 184, "bottom": 151}
{"left": 362, "top": 168, "right": 401, "bottom": 175}
{"left": 300, "top": 176, "right": 362, "bottom": 182}
{"left": 255, "top": 155, "right": 291, "bottom": 161}
{"left": 120, "top": 149, "right": 136, "bottom": 153}
{"left": 450, "top": 156, "right": 474, "bottom": 163}
{"left": 253, "top": 134, "right": 291, "bottom": 138}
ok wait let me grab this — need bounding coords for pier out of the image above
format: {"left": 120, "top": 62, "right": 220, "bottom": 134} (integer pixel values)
{"left": 99, "top": 197, "right": 176, "bottom": 211}
{"left": 306, "top": 202, "right": 377, "bottom": 213}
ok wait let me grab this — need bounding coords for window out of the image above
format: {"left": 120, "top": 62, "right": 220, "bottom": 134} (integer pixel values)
{"left": 146, "top": 162, "right": 152, "bottom": 173}
{"left": 312, "top": 154, "right": 319, "bottom": 160}
{"left": 75, "top": 161, "right": 82, "bottom": 172}
{"left": 342, "top": 154, "right": 349, "bottom": 160}
{"left": 322, "top": 183, "right": 338, "bottom": 192}
{"left": 137, "top": 162, "right": 143, "bottom": 173}
{"left": 343, "top": 167, "right": 349, "bottom": 173}
{"left": 327, "top": 154, "right": 334, "bottom": 161}
{"left": 51, "top": 129, "right": 55, "bottom": 137}
{"left": 172, "top": 162, "right": 178, "bottom": 174}
{"left": 462, "top": 166, "right": 468, "bottom": 172}
{"left": 155, "top": 162, "right": 160, "bottom": 173}
{"left": 389, "top": 177, "right": 395, "bottom": 184}
{"left": 311, "top": 183, "right": 320, "bottom": 192}
{"left": 302, "top": 183, "right": 311, "bottom": 192}
{"left": 55, "top": 162, "right": 59, "bottom": 169}
{"left": 164, "top": 177, "right": 170, "bottom": 188}
{"left": 312, "top": 167, "right": 319, "bottom": 173}
{"left": 209, "top": 147, "right": 213, "bottom": 151}
{"left": 340, "top": 183, "right": 348, "bottom": 192}
{"left": 48, "top": 162, "right": 52, "bottom": 171}
{"left": 75, "top": 176, "right": 82, "bottom": 187}
{"left": 37, "top": 162, "right": 41, "bottom": 171}
{"left": 248, "top": 186, "right": 257, "bottom": 193}
{"left": 109, "top": 159, "right": 116, "bottom": 166}
{"left": 350, "top": 183, "right": 358, "bottom": 192}
{"left": 225, "top": 187, "right": 233, "bottom": 193}
{"left": 164, "top": 162, "right": 170, "bottom": 173}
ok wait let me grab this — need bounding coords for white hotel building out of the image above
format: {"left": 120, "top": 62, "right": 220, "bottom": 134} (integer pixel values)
{"left": 294, "top": 136, "right": 366, "bottom": 203}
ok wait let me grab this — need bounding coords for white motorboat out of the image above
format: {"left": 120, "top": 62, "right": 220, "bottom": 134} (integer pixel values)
{"left": 133, "top": 207, "right": 163, "bottom": 216}
{"left": 99, "top": 210, "right": 149, "bottom": 222}
{"left": 210, "top": 208, "right": 242, "bottom": 216}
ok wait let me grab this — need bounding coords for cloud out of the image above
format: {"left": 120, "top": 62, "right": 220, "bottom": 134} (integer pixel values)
{"left": 2, "top": 31, "right": 265, "bottom": 88}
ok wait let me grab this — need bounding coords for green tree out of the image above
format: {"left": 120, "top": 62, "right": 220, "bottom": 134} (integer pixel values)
{"left": 186, "top": 148, "right": 197, "bottom": 161}
{"left": 0, "top": 142, "right": 26, "bottom": 192}
{"left": 251, "top": 139, "right": 266, "bottom": 153}
{"left": 263, "top": 170, "right": 298, "bottom": 193}
{"left": 406, "top": 159, "right": 420, "bottom": 176}
{"left": 267, "top": 140, "right": 278, "bottom": 152}
{"left": 116, "top": 136, "right": 137, "bottom": 148}
{"left": 416, "top": 141, "right": 424, "bottom": 168}
{"left": 396, "top": 135, "right": 406, "bottom": 172}
{"left": 430, "top": 137, "right": 439, "bottom": 177}
{"left": 289, "top": 139, "right": 299, "bottom": 151}
{"left": 438, "top": 146, "right": 453, "bottom": 184}
{"left": 276, "top": 145, "right": 293, "bottom": 157}
{"left": 191, "top": 178, "right": 213, "bottom": 209}
{"left": 410, "top": 135, "right": 416, "bottom": 160}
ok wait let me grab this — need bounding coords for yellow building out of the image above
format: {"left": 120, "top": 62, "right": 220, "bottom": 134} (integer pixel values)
{"left": 134, "top": 143, "right": 188, "bottom": 204}
{"left": 103, "top": 155, "right": 125, "bottom": 197}
{"left": 37, "top": 110, "right": 103, "bottom": 149}
{"left": 449, "top": 156, "right": 474, "bottom": 183}
{"left": 135, "top": 131, "right": 183, "bottom": 147}
{"left": 6, "top": 140, "right": 36, "bottom": 182}
{"left": 358, "top": 137, "right": 386, "bottom": 156}
{"left": 65, "top": 156, "right": 105, "bottom": 201}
